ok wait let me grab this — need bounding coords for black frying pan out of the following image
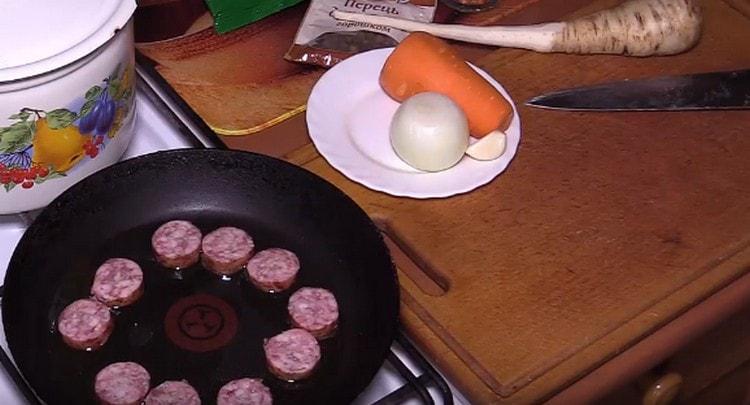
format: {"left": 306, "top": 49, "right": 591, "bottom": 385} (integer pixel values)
{"left": 3, "top": 149, "right": 399, "bottom": 404}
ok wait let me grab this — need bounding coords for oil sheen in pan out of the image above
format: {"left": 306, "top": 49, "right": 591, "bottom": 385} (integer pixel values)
{"left": 45, "top": 217, "right": 343, "bottom": 403}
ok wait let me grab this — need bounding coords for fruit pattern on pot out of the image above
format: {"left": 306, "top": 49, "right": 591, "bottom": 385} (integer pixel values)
{"left": 0, "top": 63, "right": 134, "bottom": 192}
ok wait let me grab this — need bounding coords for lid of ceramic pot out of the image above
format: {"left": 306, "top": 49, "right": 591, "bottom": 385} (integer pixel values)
{"left": 0, "top": 0, "right": 136, "bottom": 82}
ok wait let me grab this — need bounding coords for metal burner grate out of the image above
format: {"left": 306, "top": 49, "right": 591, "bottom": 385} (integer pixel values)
{"left": 373, "top": 333, "right": 454, "bottom": 405}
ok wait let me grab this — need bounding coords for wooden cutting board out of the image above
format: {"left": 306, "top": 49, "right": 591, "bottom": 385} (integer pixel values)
{"left": 287, "top": 0, "right": 750, "bottom": 403}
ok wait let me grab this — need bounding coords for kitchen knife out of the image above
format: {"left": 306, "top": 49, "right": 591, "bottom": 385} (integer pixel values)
{"left": 526, "top": 69, "right": 750, "bottom": 111}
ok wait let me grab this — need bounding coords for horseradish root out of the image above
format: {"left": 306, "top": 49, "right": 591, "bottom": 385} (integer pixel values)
{"left": 331, "top": 0, "right": 702, "bottom": 56}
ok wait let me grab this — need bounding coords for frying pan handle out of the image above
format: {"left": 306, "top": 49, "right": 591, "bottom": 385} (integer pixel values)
{"left": 371, "top": 215, "right": 449, "bottom": 297}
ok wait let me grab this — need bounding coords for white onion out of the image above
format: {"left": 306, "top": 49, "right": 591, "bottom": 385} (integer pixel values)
{"left": 390, "top": 92, "right": 469, "bottom": 172}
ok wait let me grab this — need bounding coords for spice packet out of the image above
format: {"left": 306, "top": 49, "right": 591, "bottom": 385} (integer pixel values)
{"left": 285, "top": 0, "right": 437, "bottom": 68}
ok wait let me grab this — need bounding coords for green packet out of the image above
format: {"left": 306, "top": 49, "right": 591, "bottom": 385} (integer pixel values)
{"left": 204, "top": 0, "right": 305, "bottom": 34}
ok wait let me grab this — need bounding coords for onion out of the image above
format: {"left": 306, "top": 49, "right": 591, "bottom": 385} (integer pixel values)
{"left": 390, "top": 92, "right": 469, "bottom": 172}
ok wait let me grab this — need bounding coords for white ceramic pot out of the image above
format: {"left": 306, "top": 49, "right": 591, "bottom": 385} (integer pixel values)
{"left": 0, "top": 0, "right": 137, "bottom": 214}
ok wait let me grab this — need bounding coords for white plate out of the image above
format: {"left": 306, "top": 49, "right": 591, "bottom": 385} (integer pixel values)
{"left": 306, "top": 48, "right": 521, "bottom": 199}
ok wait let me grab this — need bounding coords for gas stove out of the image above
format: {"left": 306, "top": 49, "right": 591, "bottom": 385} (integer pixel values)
{"left": 0, "top": 67, "right": 466, "bottom": 405}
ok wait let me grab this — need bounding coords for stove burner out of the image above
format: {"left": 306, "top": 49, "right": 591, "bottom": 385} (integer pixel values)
{"left": 165, "top": 293, "right": 238, "bottom": 352}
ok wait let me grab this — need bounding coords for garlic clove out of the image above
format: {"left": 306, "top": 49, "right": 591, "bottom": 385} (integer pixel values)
{"left": 466, "top": 130, "right": 507, "bottom": 161}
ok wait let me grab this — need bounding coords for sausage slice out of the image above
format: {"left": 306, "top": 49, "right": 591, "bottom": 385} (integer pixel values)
{"left": 201, "top": 227, "right": 254, "bottom": 275}
{"left": 91, "top": 258, "right": 144, "bottom": 307}
{"left": 144, "top": 380, "right": 201, "bottom": 405}
{"left": 246, "top": 248, "right": 299, "bottom": 292}
{"left": 57, "top": 298, "right": 114, "bottom": 350}
{"left": 152, "top": 220, "right": 202, "bottom": 269}
{"left": 94, "top": 362, "right": 150, "bottom": 405}
{"left": 288, "top": 287, "right": 339, "bottom": 339}
{"left": 217, "top": 378, "right": 272, "bottom": 405}
{"left": 264, "top": 329, "right": 320, "bottom": 381}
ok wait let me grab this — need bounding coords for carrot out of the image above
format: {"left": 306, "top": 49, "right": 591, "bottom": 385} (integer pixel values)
{"left": 380, "top": 32, "right": 512, "bottom": 137}
{"left": 334, "top": 0, "right": 702, "bottom": 57}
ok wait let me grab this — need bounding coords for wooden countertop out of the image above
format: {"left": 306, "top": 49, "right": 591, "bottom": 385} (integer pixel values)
{"left": 209, "top": 1, "right": 750, "bottom": 403}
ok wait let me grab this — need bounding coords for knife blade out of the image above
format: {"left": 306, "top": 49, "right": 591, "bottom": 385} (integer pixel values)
{"left": 526, "top": 69, "right": 750, "bottom": 111}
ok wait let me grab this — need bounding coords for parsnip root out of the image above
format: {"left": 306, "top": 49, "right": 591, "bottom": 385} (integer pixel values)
{"left": 331, "top": 0, "right": 702, "bottom": 56}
